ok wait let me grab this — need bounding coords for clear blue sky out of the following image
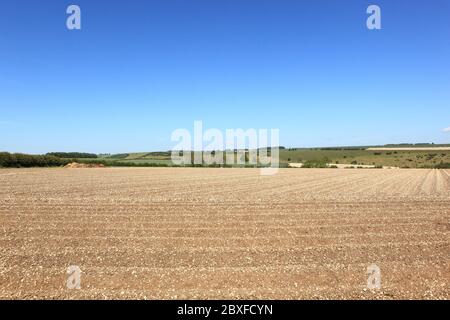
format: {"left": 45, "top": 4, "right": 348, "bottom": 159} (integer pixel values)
{"left": 1, "top": 0, "right": 449, "bottom": 154}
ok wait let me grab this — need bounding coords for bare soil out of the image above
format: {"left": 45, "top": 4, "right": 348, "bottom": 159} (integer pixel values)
{"left": 0, "top": 168, "right": 449, "bottom": 299}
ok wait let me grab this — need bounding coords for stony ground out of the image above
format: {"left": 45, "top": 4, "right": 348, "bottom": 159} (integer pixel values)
{"left": 0, "top": 168, "right": 449, "bottom": 299}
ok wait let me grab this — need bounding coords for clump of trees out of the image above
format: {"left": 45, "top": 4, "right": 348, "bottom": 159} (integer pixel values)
{"left": 435, "top": 162, "right": 450, "bottom": 169}
{"left": 46, "top": 152, "right": 98, "bottom": 158}
{"left": 302, "top": 158, "right": 329, "bottom": 168}
{"left": 0, "top": 152, "right": 70, "bottom": 168}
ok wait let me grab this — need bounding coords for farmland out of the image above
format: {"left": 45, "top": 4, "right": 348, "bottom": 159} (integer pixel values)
{"left": 0, "top": 168, "right": 449, "bottom": 299}
{"left": 76, "top": 148, "right": 450, "bottom": 168}
{"left": 279, "top": 149, "right": 450, "bottom": 168}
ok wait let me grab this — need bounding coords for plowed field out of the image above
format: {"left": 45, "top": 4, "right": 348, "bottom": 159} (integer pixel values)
{"left": 0, "top": 168, "right": 449, "bottom": 299}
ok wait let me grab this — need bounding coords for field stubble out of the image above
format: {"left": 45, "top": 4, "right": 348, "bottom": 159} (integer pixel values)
{"left": 0, "top": 168, "right": 449, "bottom": 299}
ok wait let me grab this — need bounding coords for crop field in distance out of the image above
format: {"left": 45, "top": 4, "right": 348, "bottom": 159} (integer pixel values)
{"left": 0, "top": 167, "right": 449, "bottom": 299}
{"left": 88, "top": 146, "right": 450, "bottom": 168}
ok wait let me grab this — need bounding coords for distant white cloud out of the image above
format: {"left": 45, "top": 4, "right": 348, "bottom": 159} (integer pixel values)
{"left": 444, "top": 127, "right": 450, "bottom": 133}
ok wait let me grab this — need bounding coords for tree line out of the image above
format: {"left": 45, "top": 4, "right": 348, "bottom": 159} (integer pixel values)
{"left": 0, "top": 152, "right": 70, "bottom": 168}
{"left": 46, "top": 152, "right": 98, "bottom": 158}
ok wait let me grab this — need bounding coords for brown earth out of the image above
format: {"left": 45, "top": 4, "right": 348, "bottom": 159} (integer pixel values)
{"left": 65, "top": 162, "right": 105, "bottom": 168}
{"left": 0, "top": 168, "right": 449, "bottom": 299}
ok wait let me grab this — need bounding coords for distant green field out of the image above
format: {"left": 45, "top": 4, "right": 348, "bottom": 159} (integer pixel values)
{"left": 371, "top": 143, "right": 450, "bottom": 148}
{"left": 123, "top": 152, "right": 171, "bottom": 160}
{"left": 94, "top": 146, "right": 450, "bottom": 168}
{"left": 118, "top": 159, "right": 172, "bottom": 165}
{"left": 280, "top": 149, "right": 450, "bottom": 168}
{"left": 77, "top": 157, "right": 172, "bottom": 166}
{"left": 280, "top": 149, "right": 368, "bottom": 162}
